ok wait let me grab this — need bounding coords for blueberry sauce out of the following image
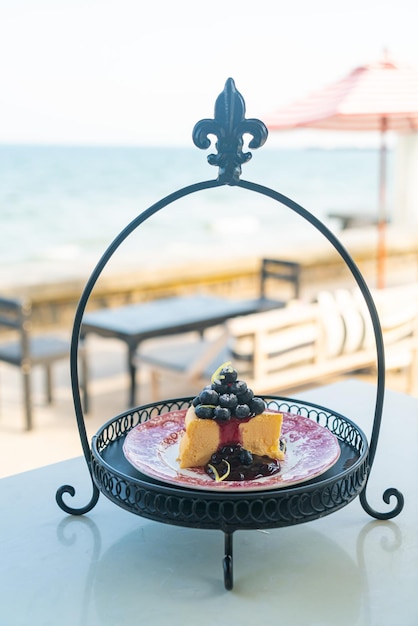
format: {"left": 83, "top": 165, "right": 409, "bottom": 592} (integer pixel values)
{"left": 205, "top": 444, "right": 280, "bottom": 482}
{"left": 217, "top": 416, "right": 251, "bottom": 447}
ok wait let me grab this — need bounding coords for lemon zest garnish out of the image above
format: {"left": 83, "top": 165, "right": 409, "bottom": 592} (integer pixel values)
{"left": 220, "top": 460, "right": 231, "bottom": 480}
{"left": 211, "top": 361, "right": 233, "bottom": 385}
{"left": 208, "top": 460, "right": 231, "bottom": 482}
{"left": 207, "top": 463, "right": 221, "bottom": 481}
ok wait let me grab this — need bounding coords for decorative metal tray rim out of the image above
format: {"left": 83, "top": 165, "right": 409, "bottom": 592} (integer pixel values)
{"left": 92, "top": 395, "right": 368, "bottom": 496}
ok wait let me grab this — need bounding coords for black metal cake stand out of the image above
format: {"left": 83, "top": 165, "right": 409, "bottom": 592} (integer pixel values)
{"left": 56, "top": 79, "right": 404, "bottom": 590}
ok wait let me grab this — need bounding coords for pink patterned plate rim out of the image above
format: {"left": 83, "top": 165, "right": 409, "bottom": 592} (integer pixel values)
{"left": 122, "top": 410, "right": 341, "bottom": 492}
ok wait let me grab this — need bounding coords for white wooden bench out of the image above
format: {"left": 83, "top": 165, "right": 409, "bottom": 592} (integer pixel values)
{"left": 138, "top": 284, "right": 418, "bottom": 399}
{"left": 227, "top": 285, "right": 418, "bottom": 395}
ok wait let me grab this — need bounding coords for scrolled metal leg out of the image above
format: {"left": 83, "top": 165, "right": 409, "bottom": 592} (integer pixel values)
{"left": 359, "top": 483, "right": 404, "bottom": 520}
{"left": 223, "top": 531, "right": 234, "bottom": 590}
{"left": 56, "top": 482, "right": 100, "bottom": 516}
{"left": 56, "top": 324, "right": 101, "bottom": 516}
{"left": 357, "top": 354, "right": 404, "bottom": 521}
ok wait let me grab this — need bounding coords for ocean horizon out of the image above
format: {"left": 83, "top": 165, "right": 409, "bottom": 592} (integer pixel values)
{"left": 0, "top": 144, "right": 394, "bottom": 288}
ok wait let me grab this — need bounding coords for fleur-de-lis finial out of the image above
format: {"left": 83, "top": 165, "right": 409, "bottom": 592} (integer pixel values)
{"left": 192, "top": 78, "right": 268, "bottom": 184}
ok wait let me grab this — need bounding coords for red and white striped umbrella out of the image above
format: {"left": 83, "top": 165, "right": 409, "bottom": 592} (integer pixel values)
{"left": 266, "top": 56, "right": 418, "bottom": 132}
{"left": 265, "top": 54, "right": 418, "bottom": 288}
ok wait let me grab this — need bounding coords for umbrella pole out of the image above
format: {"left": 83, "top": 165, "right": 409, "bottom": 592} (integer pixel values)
{"left": 377, "top": 118, "right": 388, "bottom": 289}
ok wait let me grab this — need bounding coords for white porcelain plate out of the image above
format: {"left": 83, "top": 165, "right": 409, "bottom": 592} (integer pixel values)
{"left": 123, "top": 410, "right": 341, "bottom": 492}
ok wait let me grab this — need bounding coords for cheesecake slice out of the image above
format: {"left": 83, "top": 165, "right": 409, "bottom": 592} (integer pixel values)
{"left": 178, "top": 406, "right": 219, "bottom": 468}
{"left": 177, "top": 363, "right": 285, "bottom": 474}
{"left": 178, "top": 405, "right": 284, "bottom": 469}
{"left": 239, "top": 410, "right": 284, "bottom": 460}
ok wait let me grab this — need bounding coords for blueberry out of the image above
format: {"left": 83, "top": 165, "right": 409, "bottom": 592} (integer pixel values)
{"left": 192, "top": 396, "right": 200, "bottom": 407}
{"left": 239, "top": 448, "right": 253, "bottom": 465}
{"left": 199, "top": 388, "right": 219, "bottom": 405}
{"left": 231, "top": 380, "right": 248, "bottom": 395}
{"left": 218, "top": 366, "right": 238, "bottom": 384}
{"left": 214, "top": 406, "right": 231, "bottom": 421}
{"left": 211, "top": 381, "right": 229, "bottom": 394}
{"left": 219, "top": 393, "right": 238, "bottom": 410}
{"left": 235, "top": 404, "right": 251, "bottom": 419}
{"left": 221, "top": 445, "right": 235, "bottom": 455}
{"left": 195, "top": 405, "right": 215, "bottom": 419}
{"left": 250, "top": 397, "right": 266, "bottom": 415}
{"left": 237, "top": 389, "right": 254, "bottom": 404}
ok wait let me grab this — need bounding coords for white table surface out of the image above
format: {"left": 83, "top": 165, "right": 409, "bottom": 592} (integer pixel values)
{"left": 1, "top": 379, "right": 417, "bottom": 626}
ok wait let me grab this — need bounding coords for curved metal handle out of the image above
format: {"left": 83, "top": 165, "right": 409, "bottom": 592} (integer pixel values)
{"left": 238, "top": 178, "right": 403, "bottom": 520}
{"left": 56, "top": 180, "right": 222, "bottom": 514}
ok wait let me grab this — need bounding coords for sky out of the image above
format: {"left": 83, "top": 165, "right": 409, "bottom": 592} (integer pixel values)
{"left": 1, "top": 0, "right": 418, "bottom": 148}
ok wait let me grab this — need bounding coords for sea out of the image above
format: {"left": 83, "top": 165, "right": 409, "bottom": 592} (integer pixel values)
{"left": 0, "top": 144, "right": 394, "bottom": 288}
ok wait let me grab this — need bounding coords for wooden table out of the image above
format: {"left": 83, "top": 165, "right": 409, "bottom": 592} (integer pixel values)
{"left": 1, "top": 380, "right": 417, "bottom": 625}
{"left": 81, "top": 294, "right": 281, "bottom": 408}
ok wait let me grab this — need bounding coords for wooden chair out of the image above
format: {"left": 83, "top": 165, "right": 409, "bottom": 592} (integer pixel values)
{"left": 241, "top": 258, "right": 301, "bottom": 312}
{"left": 259, "top": 258, "right": 301, "bottom": 301}
{"left": 0, "top": 296, "right": 71, "bottom": 430}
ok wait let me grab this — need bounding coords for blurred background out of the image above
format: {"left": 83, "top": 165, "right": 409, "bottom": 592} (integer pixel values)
{"left": 1, "top": 0, "right": 418, "bottom": 473}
